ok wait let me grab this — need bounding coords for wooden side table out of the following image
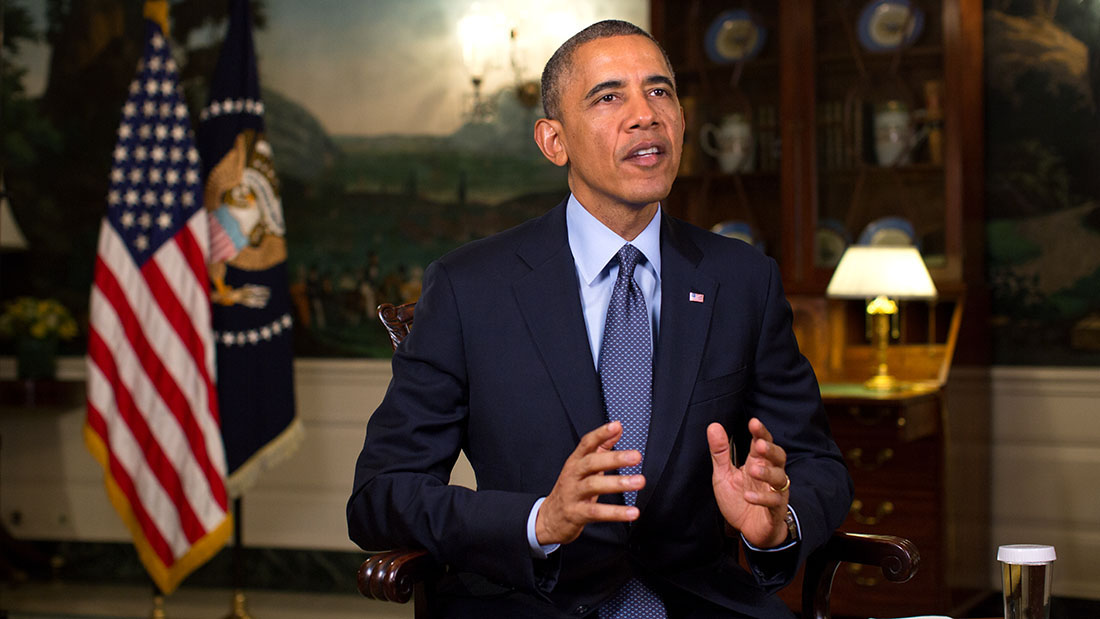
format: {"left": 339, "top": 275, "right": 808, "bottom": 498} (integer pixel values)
{"left": 818, "top": 381, "right": 950, "bottom": 617}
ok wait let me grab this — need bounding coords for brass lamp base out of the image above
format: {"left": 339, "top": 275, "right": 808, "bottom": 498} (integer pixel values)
{"left": 865, "top": 297, "right": 900, "bottom": 392}
{"left": 863, "top": 372, "right": 900, "bottom": 392}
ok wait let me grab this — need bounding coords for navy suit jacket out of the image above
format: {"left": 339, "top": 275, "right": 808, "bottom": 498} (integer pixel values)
{"left": 348, "top": 200, "right": 852, "bottom": 618}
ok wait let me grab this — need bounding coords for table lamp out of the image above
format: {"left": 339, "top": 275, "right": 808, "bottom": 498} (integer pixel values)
{"left": 825, "top": 246, "right": 937, "bottom": 391}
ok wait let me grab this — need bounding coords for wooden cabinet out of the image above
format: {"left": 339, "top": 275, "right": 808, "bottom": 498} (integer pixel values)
{"left": 820, "top": 386, "right": 950, "bottom": 616}
{"left": 651, "top": 1, "right": 989, "bottom": 616}
{"left": 780, "top": 294, "right": 987, "bottom": 617}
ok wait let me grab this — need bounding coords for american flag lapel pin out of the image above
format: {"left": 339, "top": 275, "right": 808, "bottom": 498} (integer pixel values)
{"left": 689, "top": 291, "right": 705, "bottom": 303}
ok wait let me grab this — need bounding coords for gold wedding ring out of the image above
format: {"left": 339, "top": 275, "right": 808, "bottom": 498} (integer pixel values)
{"left": 769, "top": 474, "right": 790, "bottom": 493}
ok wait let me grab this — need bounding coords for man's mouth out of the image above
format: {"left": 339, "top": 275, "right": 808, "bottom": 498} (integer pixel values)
{"left": 626, "top": 144, "right": 664, "bottom": 163}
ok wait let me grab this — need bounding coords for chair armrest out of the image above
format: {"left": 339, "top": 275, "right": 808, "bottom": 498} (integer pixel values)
{"left": 802, "top": 532, "right": 921, "bottom": 619}
{"left": 357, "top": 549, "right": 440, "bottom": 604}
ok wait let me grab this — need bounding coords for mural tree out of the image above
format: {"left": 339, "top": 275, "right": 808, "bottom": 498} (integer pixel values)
{"left": 985, "top": 1, "right": 1100, "bottom": 363}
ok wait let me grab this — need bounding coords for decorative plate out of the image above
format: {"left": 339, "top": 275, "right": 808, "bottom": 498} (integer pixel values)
{"left": 858, "top": 216, "right": 916, "bottom": 247}
{"left": 704, "top": 10, "right": 766, "bottom": 64}
{"left": 711, "top": 220, "right": 764, "bottom": 252}
{"left": 857, "top": 0, "right": 925, "bottom": 53}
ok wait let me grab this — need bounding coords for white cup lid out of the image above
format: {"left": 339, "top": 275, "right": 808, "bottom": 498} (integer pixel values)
{"left": 998, "top": 544, "right": 1056, "bottom": 564}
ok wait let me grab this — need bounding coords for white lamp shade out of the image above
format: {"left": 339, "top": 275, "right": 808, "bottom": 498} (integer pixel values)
{"left": 826, "top": 246, "right": 937, "bottom": 300}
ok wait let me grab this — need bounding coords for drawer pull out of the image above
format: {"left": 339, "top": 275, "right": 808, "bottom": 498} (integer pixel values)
{"left": 847, "top": 406, "right": 893, "bottom": 426}
{"left": 849, "top": 499, "right": 894, "bottom": 525}
{"left": 845, "top": 447, "right": 895, "bottom": 471}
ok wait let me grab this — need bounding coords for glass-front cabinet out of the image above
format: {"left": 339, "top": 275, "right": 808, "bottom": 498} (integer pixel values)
{"left": 650, "top": 1, "right": 986, "bottom": 617}
{"left": 813, "top": 1, "right": 950, "bottom": 263}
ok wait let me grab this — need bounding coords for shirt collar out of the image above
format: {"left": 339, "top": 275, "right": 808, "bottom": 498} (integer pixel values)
{"left": 566, "top": 194, "right": 662, "bottom": 286}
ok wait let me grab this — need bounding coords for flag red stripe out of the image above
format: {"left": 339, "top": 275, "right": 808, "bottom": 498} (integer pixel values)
{"left": 96, "top": 247, "right": 225, "bottom": 504}
{"left": 96, "top": 252, "right": 212, "bottom": 473}
{"left": 144, "top": 241, "right": 219, "bottom": 415}
{"left": 176, "top": 220, "right": 208, "bottom": 286}
{"left": 140, "top": 255, "right": 228, "bottom": 506}
{"left": 86, "top": 397, "right": 108, "bottom": 439}
{"left": 93, "top": 258, "right": 214, "bottom": 542}
{"left": 143, "top": 239, "right": 211, "bottom": 390}
{"left": 170, "top": 225, "right": 221, "bottom": 422}
{"left": 87, "top": 321, "right": 207, "bottom": 546}
{"left": 86, "top": 332, "right": 180, "bottom": 565}
{"left": 139, "top": 258, "right": 227, "bottom": 507}
{"left": 206, "top": 213, "right": 238, "bottom": 265}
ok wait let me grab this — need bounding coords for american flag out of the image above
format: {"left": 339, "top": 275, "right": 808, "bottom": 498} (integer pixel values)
{"left": 85, "top": 12, "right": 230, "bottom": 595}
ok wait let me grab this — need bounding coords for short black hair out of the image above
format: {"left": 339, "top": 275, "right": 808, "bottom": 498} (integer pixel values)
{"left": 540, "top": 20, "right": 675, "bottom": 120}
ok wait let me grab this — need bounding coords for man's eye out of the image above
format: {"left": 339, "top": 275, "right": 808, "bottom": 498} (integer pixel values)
{"left": 599, "top": 94, "right": 617, "bottom": 103}
{"left": 652, "top": 88, "right": 668, "bottom": 97}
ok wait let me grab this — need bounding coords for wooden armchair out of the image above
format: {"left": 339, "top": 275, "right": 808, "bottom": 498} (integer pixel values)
{"left": 359, "top": 302, "right": 921, "bottom": 619}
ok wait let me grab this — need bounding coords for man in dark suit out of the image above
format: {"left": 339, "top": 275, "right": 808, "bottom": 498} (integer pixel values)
{"left": 348, "top": 20, "right": 852, "bottom": 618}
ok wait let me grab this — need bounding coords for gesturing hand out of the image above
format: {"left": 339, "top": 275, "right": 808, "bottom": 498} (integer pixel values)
{"left": 707, "top": 418, "right": 790, "bottom": 549}
{"left": 535, "top": 421, "right": 645, "bottom": 546}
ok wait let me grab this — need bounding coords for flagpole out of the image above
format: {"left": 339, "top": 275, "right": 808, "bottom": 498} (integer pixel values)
{"left": 150, "top": 582, "right": 167, "bottom": 619}
{"left": 223, "top": 497, "right": 252, "bottom": 619}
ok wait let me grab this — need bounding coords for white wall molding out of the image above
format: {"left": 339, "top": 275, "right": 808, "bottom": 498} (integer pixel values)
{"left": 986, "top": 365, "right": 1100, "bottom": 600}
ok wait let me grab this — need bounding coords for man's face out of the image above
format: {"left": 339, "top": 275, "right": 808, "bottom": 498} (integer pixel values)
{"left": 549, "top": 35, "right": 684, "bottom": 213}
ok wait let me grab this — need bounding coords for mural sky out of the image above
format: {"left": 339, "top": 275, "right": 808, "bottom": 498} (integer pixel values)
{"left": 21, "top": 0, "right": 648, "bottom": 137}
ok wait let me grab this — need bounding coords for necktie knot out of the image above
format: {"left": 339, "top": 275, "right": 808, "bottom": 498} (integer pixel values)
{"left": 616, "top": 244, "right": 643, "bottom": 281}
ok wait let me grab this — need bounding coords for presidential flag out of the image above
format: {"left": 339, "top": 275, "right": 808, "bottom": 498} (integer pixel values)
{"left": 85, "top": 1, "right": 230, "bottom": 594}
{"left": 197, "top": 0, "right": 301, "bottom": 496}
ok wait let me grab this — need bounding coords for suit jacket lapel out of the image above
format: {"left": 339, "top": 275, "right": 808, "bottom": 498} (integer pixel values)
{"left": 637, "top": 215, "right": 717, "bottom": 511}
{"left": 512, "top": 203, "right": 606, "bottom": 439}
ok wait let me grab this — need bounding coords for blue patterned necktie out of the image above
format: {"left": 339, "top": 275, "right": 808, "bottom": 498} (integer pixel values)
{"left": 597, "top": 244, "right": 667, "bottom": 619}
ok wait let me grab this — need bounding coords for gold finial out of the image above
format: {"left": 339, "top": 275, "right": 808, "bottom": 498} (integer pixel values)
{"left": 143, "top": 0, "right": 170, "bottom": 36}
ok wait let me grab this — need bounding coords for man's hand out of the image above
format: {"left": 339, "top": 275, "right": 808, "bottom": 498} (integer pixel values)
{"left": 535, "top": 421, "right": 645, "bottom": 546}
{"left": 707, "top": 418, "right": 790, "bottom": 548}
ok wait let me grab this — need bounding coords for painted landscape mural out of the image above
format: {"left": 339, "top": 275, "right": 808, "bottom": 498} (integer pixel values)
{"left": 1, "top": 0, "right": 646, "bottom": 356}
{"left": 985, "top": 0, "right": 1100, "bottom": 365}
{"left": 7, "top": 0, "right": 1099, "bottom": 364}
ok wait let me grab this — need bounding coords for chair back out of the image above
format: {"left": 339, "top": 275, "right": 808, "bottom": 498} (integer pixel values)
{"left": 378, "top": 302, "right": 415, "bottom": 349}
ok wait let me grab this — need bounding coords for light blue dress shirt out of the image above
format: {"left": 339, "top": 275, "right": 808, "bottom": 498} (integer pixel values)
{"left": 524, "top": 195, "right": 798, "bottom": 558}
{"left": 525, "top": 195, "right": 662, "bottom": 559}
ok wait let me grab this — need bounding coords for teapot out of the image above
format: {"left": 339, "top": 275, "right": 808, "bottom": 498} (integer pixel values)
{"left": 873, "top": 100, "right": 913, "bottom": 166}
{"left": 700, "top": 113, "right": 754, "bottom": 174}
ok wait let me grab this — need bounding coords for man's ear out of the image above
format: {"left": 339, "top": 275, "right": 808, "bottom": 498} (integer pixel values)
{"left": 534, "top": 118, "right": 569, "bottom": 167}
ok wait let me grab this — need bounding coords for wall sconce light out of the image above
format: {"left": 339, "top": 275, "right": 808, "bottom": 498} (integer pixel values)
{"left": 509, "top": 27, "right": 541, "bottom": 109}
{"left": 457, "top": 4, "right": 578, "bottom": 121}
{"left": 458, "top": 4, "right": 509, "bottom": 122}
{"left": 826, "top": 246, "right": 937, "bottom": 391}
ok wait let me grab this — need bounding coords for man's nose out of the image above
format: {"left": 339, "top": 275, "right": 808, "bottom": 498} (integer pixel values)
{"left": 626, "top": 96, "right": 659, "bottom": 130}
